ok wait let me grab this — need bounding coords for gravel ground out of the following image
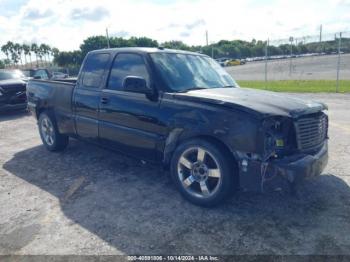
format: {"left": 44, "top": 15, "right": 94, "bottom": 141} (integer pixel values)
{"left": 0, "top": 93, "right": 350, "bottom": 256}
{"left": 227, "top": 54, "right": 350, "bottom": 80}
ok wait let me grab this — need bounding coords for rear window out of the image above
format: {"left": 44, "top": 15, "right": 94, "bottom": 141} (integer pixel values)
{"left": 81, "top": 53, "right": 110, "bottom": 88}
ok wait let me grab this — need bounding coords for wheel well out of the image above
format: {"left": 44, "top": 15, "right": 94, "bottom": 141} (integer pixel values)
{"left": 36, "top": 108, "right": 46, "bottom": 119}
{"left": 36, "top": 107, "right": 54, "bottom": 120}
{"left": 195, "top": 135, "right": 239, "bottom": 174}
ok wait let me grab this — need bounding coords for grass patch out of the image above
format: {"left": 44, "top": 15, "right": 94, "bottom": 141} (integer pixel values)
{"left": 237, "top": 80, "right": 350, "bottom": 93}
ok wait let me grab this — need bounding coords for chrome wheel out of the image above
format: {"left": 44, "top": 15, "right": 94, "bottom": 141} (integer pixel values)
{"left": 177, "top": 147, "right": 222, "bottom": 198}
{"left": 40, "top": 116, "right": 55, "bottom": 146}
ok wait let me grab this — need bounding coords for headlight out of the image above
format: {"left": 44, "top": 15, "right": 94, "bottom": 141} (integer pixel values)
{"left": 263, "top": 117, "right": 288, "bottom": 155}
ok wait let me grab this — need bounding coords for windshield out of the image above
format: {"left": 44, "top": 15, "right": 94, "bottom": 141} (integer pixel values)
{"left": 150, "top": 53, "right": 239, "bottom": 92}
{"left": 0, "top": 70, "right": 25, "bottom": 81}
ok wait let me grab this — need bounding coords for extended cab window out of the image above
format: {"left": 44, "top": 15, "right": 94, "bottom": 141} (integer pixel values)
{"left": 81, "top": 53, "right": 110, "bottom": 88}
{"left": 107, "top": 53, "right": 150, "bottom": 90}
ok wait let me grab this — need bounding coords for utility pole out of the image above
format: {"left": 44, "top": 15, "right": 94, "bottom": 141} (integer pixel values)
{"left": 106, "top": 28, "right": 110, "bottom": 48}
{"left": 319, "top": 24, "right": 322, "bottom": 42}
{"left": 289, "top": 36, "right": 293, "bottom": 76}
{"left": 336, "top": 32, "right": 342, "bottom": 93}
{"left": 264, "top": 38, "right": 269, "bottom": 89}
{"left": 205, "top": 30, "right": 209, "bottom": 46}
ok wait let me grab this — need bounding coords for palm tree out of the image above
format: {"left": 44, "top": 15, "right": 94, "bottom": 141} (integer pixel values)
{"left": 4, "top": 59, "right": 11, "bottom": 68}
{"left": 41, "top": 44, "right": 51, "bottom": 66}
{"left": 1, "top": 43, "right": 10, "bottom": 63}
{"left": 38, "top": 44, "right": 47, "bottom": 66}
{"left": 22, "top": 44, "right": 31, "bottom": 68}
{"left": 1, "top": 41, "right": 14, "bottom": 67}
{"left": 51, "top": 47, "right": 59, "bottom": 66}
{"left": 47, "top": 45, "right": 52, "bottom": 66}
{"left": 14, "top": 43, "right": 23, "bottom": 68}
{"left": 7, "top": 41, "right": 18, "bottom": 68}
{"left": 31, "top": 43, "right": 39, "bottom": 67}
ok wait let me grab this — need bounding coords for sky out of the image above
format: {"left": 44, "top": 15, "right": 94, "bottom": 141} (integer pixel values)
{"left": 0, "top": 0, "right": 349, "bottom": 53}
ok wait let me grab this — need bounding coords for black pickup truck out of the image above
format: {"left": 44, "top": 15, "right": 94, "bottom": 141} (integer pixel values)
{"left": 27, "top": 47, "right": 328, "bottom": 206}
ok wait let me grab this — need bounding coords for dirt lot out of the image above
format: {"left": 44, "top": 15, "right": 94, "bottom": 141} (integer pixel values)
{"left": 227, "top": 54, "right": 350, "bottom": 80}
{"left": 0, "top": 93, "right": 350, "bottom": 255}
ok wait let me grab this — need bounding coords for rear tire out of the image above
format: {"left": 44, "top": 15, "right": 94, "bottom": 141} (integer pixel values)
{"left": 170, "top": 139, "right": 236, "bottom": 207}
{"left": 38, "top": 112, "right": 69, "bottom": 151}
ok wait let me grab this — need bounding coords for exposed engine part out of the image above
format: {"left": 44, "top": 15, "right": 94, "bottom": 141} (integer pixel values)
{"left": 260, "top": 151, "right": 276, "bottom": 193}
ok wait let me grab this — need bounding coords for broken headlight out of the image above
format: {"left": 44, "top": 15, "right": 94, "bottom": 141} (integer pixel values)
{"left": 262, "top": 117, "right": 293, "bottom": 158}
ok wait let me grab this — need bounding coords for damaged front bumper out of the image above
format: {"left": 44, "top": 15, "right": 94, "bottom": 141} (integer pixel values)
{"left": 239, "top": 141, "right": 328, "bottom": 192}
{"left": 0, "top": 92, "right": 27, "bottom": 112}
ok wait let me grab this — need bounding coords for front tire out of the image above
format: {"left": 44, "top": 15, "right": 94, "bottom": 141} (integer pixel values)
{"left": 170, "top": 139, "right": 236, "bottom": 207}
{"left": 38, "top": 112, "right": 69, "bottom": 151}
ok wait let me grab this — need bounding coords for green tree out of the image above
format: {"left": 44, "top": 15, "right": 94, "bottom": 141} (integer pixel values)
{"left": 22, "top": 44, "right": 31, "bottom": 67}
{"left": 161, "top": 41, "right": 190, "bottom": 50}
{"left": 1, "top": 42, "right": 12, "bottom": 63}
{"left": 129, "top": 36, "right": 158, "bottom": 47}
{"left": 80, "top": 36, "right": 109, "bottom": 57}
{"left": 31, "top": 43, "right": 39, "bottom": 67}
{"left": 54, "top": 50, "right": 82, "bottom": 67}
{"left": 14, "top": 43, "right": 23, "bottom": 67}
{"left": 40, "top": 44, "right": 51, "bottom": 66}
{"left": 51, "top": 47, "right": 60, "bottom": 59}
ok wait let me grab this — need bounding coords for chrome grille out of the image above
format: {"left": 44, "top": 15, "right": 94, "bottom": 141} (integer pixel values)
{"left": 295, "top": 113, "right": 328, "bottom": 151}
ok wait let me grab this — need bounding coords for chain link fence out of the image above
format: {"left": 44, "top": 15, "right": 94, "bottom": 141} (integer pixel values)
{"left": 227, "top": 31, "right": 350, "bottom": 92}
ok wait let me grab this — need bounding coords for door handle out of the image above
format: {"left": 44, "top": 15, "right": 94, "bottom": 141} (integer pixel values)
{"left": 100, "top": 97, "right": 109, "bottom": 104}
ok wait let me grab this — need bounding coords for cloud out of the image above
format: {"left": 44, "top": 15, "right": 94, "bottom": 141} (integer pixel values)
{"left": 111, "top": 30, "right": 130, "bottom": 38}
{"left": 185, "top": 19, "right": 206, "bottom": 30}
{"left": 336, "top": 0, "right": 350, "bottom": 6}
{"left": 70, "top": 6, "right": 109, "bottom": 21}
{"left": 180, "top": 31, "right": 191, "bottom": 37}
{"left": 23, "top": 8, "right": 53, "bottom": 20}
{"left": 0, "top": 0, "right": 349, "bottom": 58}
{"left": 160, "top": 19, "right": 206, "bottom": 32}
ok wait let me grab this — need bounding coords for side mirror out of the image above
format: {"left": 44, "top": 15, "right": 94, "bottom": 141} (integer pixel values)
{"left": 33, "top": 75, "right": 42, "bottom": 80}
{"left": 123, "top": 76, "right": 152, "bottom": 95}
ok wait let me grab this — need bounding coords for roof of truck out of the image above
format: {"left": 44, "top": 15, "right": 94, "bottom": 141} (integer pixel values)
{"left": 89, "top": 47, "right": 206, "bottom": 56}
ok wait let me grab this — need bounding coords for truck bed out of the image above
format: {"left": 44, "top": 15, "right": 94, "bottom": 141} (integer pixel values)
{"left": 27, "top": 79, "right": 76, "bottom": 135}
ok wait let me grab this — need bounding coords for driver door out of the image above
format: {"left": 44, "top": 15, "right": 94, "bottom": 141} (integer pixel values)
{"left": 98, "top": 53, "right": 163, "bottom": 161}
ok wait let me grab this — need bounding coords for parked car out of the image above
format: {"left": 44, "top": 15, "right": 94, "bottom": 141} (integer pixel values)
{"left": 27, "top": 47, "right": 328, "bottom": 206}
{"left": 0, "top": 69, "right": 27, "bottom": 112}
{"left": 51, "top": 71, "right": 69, "bottom": 80}
{"left": 215, "top": 57, "right": 229, "bottom": 67}
{"left": 226, "top": 59, "right": 245, "bottom": 66}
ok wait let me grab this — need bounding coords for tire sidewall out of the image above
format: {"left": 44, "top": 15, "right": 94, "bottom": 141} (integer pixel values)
{"left": 170, "top": 139, "right": 234, "bottom": 207}
{"left": 38, "top": 112, "right": 58, "bottom": 151}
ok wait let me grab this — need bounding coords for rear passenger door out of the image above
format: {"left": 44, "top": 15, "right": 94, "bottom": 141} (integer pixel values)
{"left": 73, "top": 52, "right": 110, "bottom": 140}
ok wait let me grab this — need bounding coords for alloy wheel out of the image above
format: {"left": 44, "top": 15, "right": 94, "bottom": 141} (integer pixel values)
{"left": 177, "top": 146, "right": 222, "bottom": 198}
{"left": 40, "top": 116, "right": 55, "bottom": 146}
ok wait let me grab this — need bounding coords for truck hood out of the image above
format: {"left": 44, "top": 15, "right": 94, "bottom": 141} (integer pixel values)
{"left": 0, "top": 79, "right": 26, "bottom": 87}
{"left": 173, "top": 87, "right": 327, "bottom": 118}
